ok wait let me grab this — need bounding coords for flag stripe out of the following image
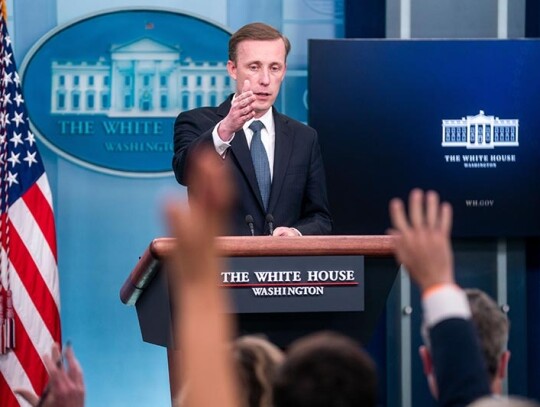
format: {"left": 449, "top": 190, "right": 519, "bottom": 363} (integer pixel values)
{"left": 8, "top": 253, "right": 56, "bottom": 362}
{"left": 0, "top": 14, "right": 61, "bottom": 400}
{"left": 0, "top": 314, "right": 44, "bottom": 398}
{"left": 0, "top": 248, "right": 54, "bottom": 396}
{"left": 22, "top": 178, "right": 57, "bottom": 261}
{"left": 0, "top": 250, "right": 54, "bottom": 405}
{"left": 0, "top": 211, "right": 7, "bottom": 278}
{"left": 0, "top": 368, "right": 22, "bottom": 407}
{"left": 6, "top": 225, "right": 61, "bottom": 341}
{"left": 9, "top": 196, "right": 60, "bottom": 309}
{"left": 12, "top": 310, "right": 49, "bottom": 393}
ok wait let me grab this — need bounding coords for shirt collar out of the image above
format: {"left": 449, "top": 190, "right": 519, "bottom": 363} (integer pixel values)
{"left": 247, "top": 108, "right": 274, "bottom": 134}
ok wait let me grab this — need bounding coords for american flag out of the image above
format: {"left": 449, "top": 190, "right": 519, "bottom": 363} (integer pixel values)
{"left": 0, "top": 7, "right": 62, "bottom": 407}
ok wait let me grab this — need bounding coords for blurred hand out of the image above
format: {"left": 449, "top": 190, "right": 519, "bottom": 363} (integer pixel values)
{"left": 16, "top": 343, "right": 84, "bottom": 407}
{"left": 272, "top": 227, "right": 300, "bottom": 237}
{"left": 164, "top": 148, "right": 240, "bottom": 407}
{"left": 388, "top": 189, "right": 454, "bottom": 293}
{"left": 165, "top": 147, "right": 234, "bottom": 283}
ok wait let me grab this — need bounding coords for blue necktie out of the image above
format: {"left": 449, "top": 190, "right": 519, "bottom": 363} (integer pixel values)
{"left": 249, "top": 120, "right": 271, "bottom": 211}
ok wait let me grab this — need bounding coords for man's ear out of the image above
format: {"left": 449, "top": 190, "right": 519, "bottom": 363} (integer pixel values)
{"left": 497, "top": 350, "right": 511, "bottom": 379}
{"left": 419, "top": 345, "right": 433, "bottom": 375}
{"left": 227, "top": 60, "right": 237, "bottom": 81}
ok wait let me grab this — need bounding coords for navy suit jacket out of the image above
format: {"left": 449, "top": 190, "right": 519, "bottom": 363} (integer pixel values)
{"left": 172, "top": 96, "right": 333, "bottom": 236}
{"left": 430, "top": 318, "right": 491, "bottom": 407}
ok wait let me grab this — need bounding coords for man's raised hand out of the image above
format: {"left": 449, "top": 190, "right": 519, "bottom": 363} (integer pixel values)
{"left": 388, "top": 189, "right": 454, "bottom": 293}
{"left": 218, "top": 79, "right": 256, "bottom": 141}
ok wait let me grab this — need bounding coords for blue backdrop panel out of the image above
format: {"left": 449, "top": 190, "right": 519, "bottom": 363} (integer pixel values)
{"left": 309, "top": 39, "right": 540, "bottom": 237}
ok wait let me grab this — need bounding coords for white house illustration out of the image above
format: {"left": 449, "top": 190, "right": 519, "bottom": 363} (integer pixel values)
{"left": 442, "top": 110, "right": 519, "bottom": 149}
{"left": 50, "top": 37, "right": 233, "bottom": 117}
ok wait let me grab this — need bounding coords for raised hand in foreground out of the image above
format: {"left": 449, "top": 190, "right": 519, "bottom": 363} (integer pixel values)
{"left": 388, "top": 189, "right": 492, "bottom": 407}
{"left": 15, "top": 343, "right": 84, "bottom": 407}
{"left": 388, "top": 188, "right": 454, "bottom": 292}
{"left": 164, "top": 147, "right": 240, "bottom": 407}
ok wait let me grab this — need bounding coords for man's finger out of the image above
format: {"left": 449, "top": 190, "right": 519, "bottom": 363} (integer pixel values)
{"left": 242, "top": 79, "right": 251, "bottom": 94}
{"left": 425, "top": 190, "right": 440, "bottom": 228}
{"left": 43, "top": 354, "right": 59, "bottom": 376}
{"left": 64, "top": 346, "right": 84, "bottom": 386}
{"left": 50, "top": 343, "right": 62, "bottom": 367}
{"left": 408, "top": 188, "right": 425, "bottom": 228}
{"left": 14, "top": 388, "right": 40, "bottom": 406}
{"left": 164, "top": 200, "right": 191, "bottom": 255}
{"left": 42, "top": 353, "right": 65, "bottom": 392}
{"left": 439, "top": 202, "right": 453, "bottom": 235}
{"left": 389, "top": 198, "right": 409, "bottom": 232}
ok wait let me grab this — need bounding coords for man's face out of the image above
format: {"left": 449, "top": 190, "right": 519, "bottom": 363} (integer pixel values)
{"left": 227, "top": 38, "right": 287, "bottom": 117}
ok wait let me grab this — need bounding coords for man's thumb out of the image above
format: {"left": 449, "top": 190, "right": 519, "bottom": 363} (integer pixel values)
{"left": 14, "top": 388, "right": 40, "bottom": 406}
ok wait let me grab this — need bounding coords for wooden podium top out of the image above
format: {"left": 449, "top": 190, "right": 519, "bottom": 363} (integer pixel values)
{"left": 120, "top": 235, "right": 396, "bottom": 305}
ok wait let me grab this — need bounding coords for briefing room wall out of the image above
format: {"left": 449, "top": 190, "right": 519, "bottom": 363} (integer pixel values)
{"left": 386, "top": 0, "right": 525, "bottom": 39}
{"left": 381, "top": 0, "right": 535, "bottom": 405}
{"left": 12, "top": 0, "right": 537, "bottom": 406}
{"left": 12, "top": 1, "right": 344, "bottom": 406}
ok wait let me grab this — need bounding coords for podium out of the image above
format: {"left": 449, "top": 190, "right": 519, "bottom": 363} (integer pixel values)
{"left": 121, "top": 235, "right": 397, "bottom": 398}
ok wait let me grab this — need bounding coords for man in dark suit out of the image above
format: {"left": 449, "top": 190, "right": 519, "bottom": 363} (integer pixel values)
{"left": 419, "top": 288, "right": 511, "bottom": 399}
{"left": 389, "top": 189, "right": 492, "bottom": 407}
{"left": 172, "top": 22, "right": 332, "bottom": 236}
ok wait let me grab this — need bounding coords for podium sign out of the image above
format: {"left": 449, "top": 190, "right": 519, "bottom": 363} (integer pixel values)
{"left": 224, "top": 255, "right": 364, "bottom": 313}
{"left": 121, "top": 236, "right": 397, "bottom": 401}
{"left": 121, "top": 236, "right": 397, "bottom": 348}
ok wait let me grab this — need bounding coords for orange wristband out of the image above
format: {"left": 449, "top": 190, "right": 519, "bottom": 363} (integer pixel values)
{"left": 422, "top": 283, "right": 459, "bottom": 300}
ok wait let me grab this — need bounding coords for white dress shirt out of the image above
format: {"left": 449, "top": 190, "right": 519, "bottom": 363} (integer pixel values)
{"left": 212, "top": 100, "right": 275, "bottom": 180}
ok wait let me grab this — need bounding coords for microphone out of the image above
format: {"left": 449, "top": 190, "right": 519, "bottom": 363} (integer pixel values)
{"left": 265, "top": 214, "right": 274, "bottom": 236}
{"left": 245, "top": 215, "right": 255, "bottom": 236}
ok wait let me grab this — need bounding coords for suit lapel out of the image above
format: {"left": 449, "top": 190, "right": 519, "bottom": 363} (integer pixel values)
{"left": 229, "top": 130, "right": 266, "bottom": 210}
{"left": 268, "top": 111, "right": 293, "bottom": 213}
{"left": 224, "top": 101, "right": 291, "bottom": 214}
{"left": 222, "top": 95, "right": 264, "bottom": 211}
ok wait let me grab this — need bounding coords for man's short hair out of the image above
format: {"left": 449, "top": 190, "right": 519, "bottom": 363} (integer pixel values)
{"left": 273, "top": 331, "right": 378, "bottom": 407}
{"left": 465, "top": 288, "right": 510, "bottom": 379}
{"left": 421, "top": 288, "right": 509, "bottom": 380}
{"left": 228, "top": 22, "right": 291, "bottom": 63}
